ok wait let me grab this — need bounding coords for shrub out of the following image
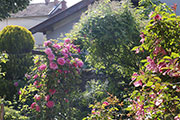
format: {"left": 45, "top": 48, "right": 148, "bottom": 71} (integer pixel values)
{"left": 19, "top": 39, "right": 84, "bottom": 119}
{"left": 0, "top": 25, "right": 35, "bottom": 100}
{"left": 67, "top": 0, "right": 143, "bottom": 98}
{"left": 129, "top": 5, "right": 180, "bottom": 120}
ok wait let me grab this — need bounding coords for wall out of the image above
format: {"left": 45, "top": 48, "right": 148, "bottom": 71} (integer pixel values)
{"left": 46, "top": 7, "right": 87, "bottom": 40}
{"left": 0, "top": 16, "right": 48, "bottom": 47}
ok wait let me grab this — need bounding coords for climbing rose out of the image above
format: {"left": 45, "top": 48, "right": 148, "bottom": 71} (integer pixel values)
{"left": 103, "top": 101, "right": 109, "bottom": 106}
{"left": 153, "top": 14, "right": 161, "bottom": 21}
{"left": 48, "top": 53, "right": 55, "bottom": 61}
{"left": 34, "top": 94, "right": 41, "bottom": 101}
{"left": 46, "top": 101, "right": 54, "bottom": 108}
{"left": 44, "top": 40, "right": 52, "bottom": 46}
{"left": 33, "top": 74, "right": 38, "bottom": 79}
{"left": 38, "top": 64, "right": 46, "bottom": 71}
{"left": 133, "top": 80, "right": 142, "bottom": 87}
{"left": 52, "top": 44, "right": 61, "bottom": 49}
{"left": 30, "top": 102, "right": 36, "bottom": 109}
{"left": 45, "top": 48, "right": 53, "bottom": 55}
{"left": 36, "top": 105, "right": 40, "bottom": 112}
{"left": 174, "top": 116, "right": 180, "bottom": 120}
{"left": 64, "top": 38, "right": 71, "bottom": 43}
{"left": 45, "top": 95, "right": 50, "bottom": 101}
{"left": 49, "top": 89, "right": 56, "bottom": 95}
{"left": 50, "top": 62, "right": 58, "bottom": 70}
{"left": 77, "top": 60, "right": 84, "bottom": 68}
{"left": 14, "top": 82, "right": 18, "bottom": 87}
{"left": 57, "top": 58, "right": 66, "bottom": 65}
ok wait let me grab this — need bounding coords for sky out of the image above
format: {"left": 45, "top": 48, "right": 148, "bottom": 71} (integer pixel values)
{"left": 31, "top": 0, "right": 82, "bottom": 7}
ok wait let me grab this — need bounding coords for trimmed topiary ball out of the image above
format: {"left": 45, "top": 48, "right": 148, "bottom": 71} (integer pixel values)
{"left": 0, "top": 25, "right": 35, "bottom": 54}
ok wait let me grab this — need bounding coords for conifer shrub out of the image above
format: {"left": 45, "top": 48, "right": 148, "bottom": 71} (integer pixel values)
{"left": 0, "top": 25, "right": 35, "bottom": 100}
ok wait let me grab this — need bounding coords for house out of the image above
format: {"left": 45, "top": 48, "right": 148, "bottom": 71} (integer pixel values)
{"left": 0, "top": 0, "right": 67, "bottom": 47}
{"left": 30, "top": 0, "right": 179, "bottom": 41}
{"left": 30, "top": 0, "right": 94, "bottom": 40}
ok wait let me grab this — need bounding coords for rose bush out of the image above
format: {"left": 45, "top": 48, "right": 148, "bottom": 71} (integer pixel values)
{"left": 129, "top": 5, "right": 180, "bottom": 120}
{"left": 19, "top": 39, "right": 84, "bottom": 119}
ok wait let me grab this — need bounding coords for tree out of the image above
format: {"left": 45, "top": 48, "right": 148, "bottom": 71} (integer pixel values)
{"left": 0, "top": 0, "right": 31, "bottom": 20}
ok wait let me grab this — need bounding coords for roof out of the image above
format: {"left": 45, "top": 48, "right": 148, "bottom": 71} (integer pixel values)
{"left": 11, "top": 2, "right": 56, "bottom": 18}
{"left": 29, "top": 0, "right": 95, "bottom": 34}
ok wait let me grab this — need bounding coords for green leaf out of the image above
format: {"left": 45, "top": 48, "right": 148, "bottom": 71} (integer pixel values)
{"left": 146, "top": 81, "right": 153, "bottom": 86}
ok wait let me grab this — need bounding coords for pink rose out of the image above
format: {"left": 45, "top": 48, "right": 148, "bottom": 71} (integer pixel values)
{"left": 103, "top": 101, "right": 109, "bottom": 106}
{"left": 58, "top": 69, "right": 63, "bottom": 74}
{"left": 18, "top": 90, "right": 21, "bottom": 95}
{"left": 64, "top": 98, "right": 69, "bottom": 103}
{"left": 36, "top": 105, "right": 40, "bottom": 112}
{"left": 45, "top": 48, "right": 52, "bottom": 55}
{"left": 77, "top": 48, "right": 81, "bottom": 53}
{"left": 48, "top": 53, "right": 55, "bottom": 61}
{"left": 44, "top": 41, "right": 52, "bottom": 46}
{"left": 33, "top": 74, "right": 38, "bottom": 79}
{"left": 57, "top": 58, "right": 66, "bottom": 65}
{"left": 46, "top": 101, "right": 54, "bottom": 108}
{"left": 33, "top": 81, "right": 38, "bottom": 86}
{"left": 64, "top": 38, "right": 71, "bottom": 43}
{"left": 34, "top": 94, "right": 41, "bottom": 101}
{"left": 174, "top": 116, "right": 180, "bottom": 120}
{"left": 45, "top": 95, "right": 50, "bottom": 101}
{"left": 155, "top": 99, "right": 163, "bottom": 106}
{"left": 153, "top": 14, "right": 161, "bottom": 21}
{"left": 133, "top": 80, "right": 142, "bottom": 87}
{"left": 49, "top": 89, "right": 56, "bottom": 95}
{"left": 77, "top": 60, "right": 84, "bottom": 68}
{"left": 30, "top": 102, "right": 36, "bottom": 109}
{"left": 14, "top": 82, "right": 18, "bottom": 87}
{"left": 50, "top": 62, "right": 58, "bottom": 70}
{"left": 52, "top": 44, "right": 61, "bottom": 49}
{"left": 38, "top": 64, "right": 46, "bottom": 71}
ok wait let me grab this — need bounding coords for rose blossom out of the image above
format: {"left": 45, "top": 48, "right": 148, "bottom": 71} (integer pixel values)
{"left": 133, "top": 80, "right": 142, "bottom": 87}
{"left": 48, "top": 53, "right": 55, "bottom": 61}
{"left": 50, "top": 62, "right": 58, "bottom": 70}
{"left": 77, "top": 60, "right": 84, "bottom": 68}
{"left": 46, "top": 101, "right": 54, "bottom": 108}
{"left": 38, "top": 64, "right": 46, "bottom": 71}
{"left": 45, "top": 95, "right": 50, "bottom": 101}
{"left": 33, "top": 81, "right": 38, "bottom": 86}
{"left": 103, "top": 101, "right": 109, "bottom": 106}
{"left": 36, "top": 105, "right": 40, "bottom": 112}
{"left": 49, "top": 89, "right": 56, "bottom": 95}
{"left": 57, "top": 58, "right": 66, "bottom": 65}
{"left": 33, "top": 74, "right": 38, "bottom": 79}
{"left": 14, "top": 82, "right": 18, "bottom": 87}
{"left": 52, "top": 44, "right": 61, "bottom": 49}
{"left": 30, "top": 102, "right": 36, "bottom": 109}
{"left": 34, "top": 94, "right": 41, "bottom": 101}
{"left": 153, "top": 14, "right": 161, "bottom": 21}
{"left": 44, "top": 40, "right": 52, "bottom": 46}
{"left": 64, "top": 38, "right": 71, "bottom": 43}
{"left": 45, "top": 48, "right": 53, "bottom": 55}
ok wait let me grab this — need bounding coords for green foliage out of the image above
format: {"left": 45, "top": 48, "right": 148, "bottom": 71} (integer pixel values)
{"left": 67, "top": 0, "right": 143, "bottom": 98}
{"left": 84, "top": 94, "right": 127, "bottom": 120}
{"left": 0, "top": 25, "right": 35, "bottom": 54}
{"left": 4, "top": 107, "right": 29, "bottom": 120}
{"left": 19, "top": 40, "right": 84, "bottom": 120}
{"left": 130, "top": 5, "right": 180, "bottom": 119}
{"left": 0, "top": 25, "right": 34, "bottom": 101}
{"left": 0, "top": 0, "right": 30, "bottom": 20}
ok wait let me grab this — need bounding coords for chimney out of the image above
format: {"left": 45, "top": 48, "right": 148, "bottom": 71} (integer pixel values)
{"left": 54, "top": 0, "right": 59, "bottom": 6}
{"left": 61, "top": 0, "right": 67, "bottom": 10}
{"left": 45, "top": 0, "right": 50, "bottom": 5}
